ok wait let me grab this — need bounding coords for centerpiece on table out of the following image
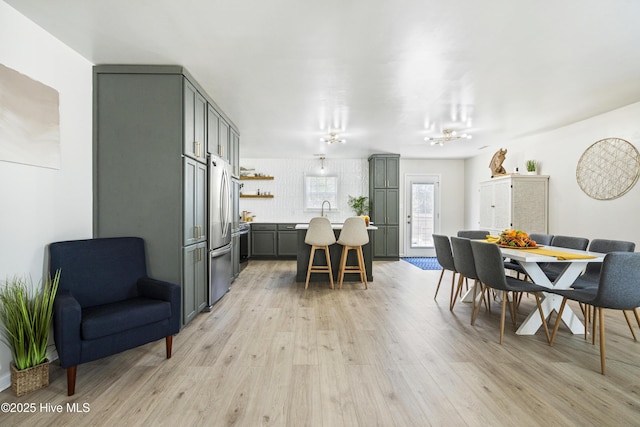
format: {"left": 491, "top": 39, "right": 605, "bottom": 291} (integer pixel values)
{"left": 496, "top": 229, "right": 538, "bottom": 248}
{"left": 0, "top": 270, "right": 60, "bottom": 396}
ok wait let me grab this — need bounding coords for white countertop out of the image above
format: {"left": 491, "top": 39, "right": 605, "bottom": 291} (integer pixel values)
{"left": 294, "top": 223, "right": 378, "bottom": 230}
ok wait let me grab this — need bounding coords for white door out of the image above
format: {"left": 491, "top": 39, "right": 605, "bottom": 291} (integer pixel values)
{"left": 404, "top": 174, "right": 440, "bottom": 257}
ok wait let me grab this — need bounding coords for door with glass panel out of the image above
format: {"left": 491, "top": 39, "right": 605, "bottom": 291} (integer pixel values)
{"left": 404, "top": 175, "right": 439, "bottom": 257}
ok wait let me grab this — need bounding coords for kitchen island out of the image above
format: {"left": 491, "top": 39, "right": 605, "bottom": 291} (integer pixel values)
{"left": 295, "top": 223, "right": 377, "bottom": 283}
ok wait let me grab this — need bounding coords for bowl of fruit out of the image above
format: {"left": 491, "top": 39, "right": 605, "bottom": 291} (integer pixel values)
{"left": 497, "top": 229, "right": 538, "bottom": 248}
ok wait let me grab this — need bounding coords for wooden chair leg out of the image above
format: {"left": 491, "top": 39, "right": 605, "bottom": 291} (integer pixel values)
{"left": 534, "top": 293, "right": 551, "bottom": 344}
{"left": 448, "top": 272, "right": 458, "bottom": 310}
{"left": 634, "top": 307, "right": 640, "bottom": 328}
{"left": 623, "top": 310, "right": 637, "bottom": 341}
{"left": 499, "top": 291, "right": 507, "bottom": 344}
{"left": 67, "top": 366, "right": 77, "bottom": 396}
{"left": 593, "top": 306, "right": 597, "bottom": 345}
{"left": 584, "top": 304, "right": 590, "bottom": 341}
{"left": 451, "top": 273, "right": 464, "bottom": 311}
{"left": 599, "top": 308, "right": 606, "bottom": 375}
{"left": 550, "top": 297, "right": 568, "bottom": 346}
{"left": 166, "top": 335, "right": 173, "bottom": 358}
{"left": 434, "top": 269, "right": 445, "bottom": 299}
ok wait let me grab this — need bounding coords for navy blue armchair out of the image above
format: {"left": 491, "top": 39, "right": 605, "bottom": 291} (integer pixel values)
{"left": 49, "top": 237, "right": 181, "bottom": 395}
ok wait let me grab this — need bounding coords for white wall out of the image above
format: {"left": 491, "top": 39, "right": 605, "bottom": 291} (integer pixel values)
{"left": 0, "top": 1, "right": 93, "bottom": 390}
{"left": 239, "top": 158, "right": 369, "bottom": 223}
{"left": 465, "top": 101, "right": 640, "bottom": 246}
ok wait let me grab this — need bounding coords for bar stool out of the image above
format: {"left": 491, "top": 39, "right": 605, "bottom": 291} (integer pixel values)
{"left": 304, "top": 217, "right": 337, "bottom": 289}
{"left": 337, "top": 216, "right": 369, "bottom": 289}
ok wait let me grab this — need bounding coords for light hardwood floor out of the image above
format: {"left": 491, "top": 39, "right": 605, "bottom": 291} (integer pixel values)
{"left": 3, "top": 259, "right": 640, "bottom": 426}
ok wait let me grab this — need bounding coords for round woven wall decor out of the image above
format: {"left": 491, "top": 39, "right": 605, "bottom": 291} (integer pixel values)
{"left": 576, "top": 137, "right": 640, "bottom": 200}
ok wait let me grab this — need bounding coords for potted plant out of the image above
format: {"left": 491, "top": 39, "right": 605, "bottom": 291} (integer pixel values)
{"left": 348, "top": 195, "right": 370, "bottom": 225}
{"left": 0, "top": 270, "right": 60, "bottom": 396}
{"left": 526, "top": 160, "right": 537, "bottom": 175}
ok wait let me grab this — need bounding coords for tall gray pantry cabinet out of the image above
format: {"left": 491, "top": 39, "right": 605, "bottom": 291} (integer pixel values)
{"left": 369, "top": 154, "right": 400, "bottom": 259}
{"left": 93, "top": 65, "right": 238, "bottom": 326}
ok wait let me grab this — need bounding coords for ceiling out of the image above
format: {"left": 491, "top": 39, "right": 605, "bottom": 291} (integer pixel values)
{"left": 7, "top": 0, "right": 640, "bottom": 159}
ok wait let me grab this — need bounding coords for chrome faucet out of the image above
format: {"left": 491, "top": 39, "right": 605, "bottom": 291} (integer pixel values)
{"left": 321, "top": 200, "right": 331, "bottom": 217}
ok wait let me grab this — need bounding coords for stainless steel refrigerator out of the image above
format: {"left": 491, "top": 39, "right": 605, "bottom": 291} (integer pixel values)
{"left": 206, "top": 154, "right": 232, "bottom": 310}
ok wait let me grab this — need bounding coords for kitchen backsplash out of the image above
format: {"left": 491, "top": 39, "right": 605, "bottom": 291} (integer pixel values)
{"left": 239, "top": 158, "right": 369, "bottom": 223}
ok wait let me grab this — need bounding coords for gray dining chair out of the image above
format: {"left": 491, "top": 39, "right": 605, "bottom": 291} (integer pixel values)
{"left": 470, "top": 240, "right": 551, "bottom": 344}
{"left": 548, "top": 252, "right": 640, "bottom": 374}
{"left": 433, "top": 234, "right": 459, "bottom": 310}
{"left": 542, "top": 235, "right": 590, "bottom": 281}
{"left": 451, "top": 237, "right": 489, "bottom": 324}
{"left": 504, "top": 233, "right": 554, "bottom": 279}
{"left": 456, "top": 230, "right": 490, "bottom": 239}
{"left": 570, "top": 239, "right": 637, "bottom": 340}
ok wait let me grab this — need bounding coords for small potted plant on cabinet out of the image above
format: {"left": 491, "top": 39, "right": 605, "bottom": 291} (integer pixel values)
{"left": 0, "top": 270, "right": 60, "bottom": 396}
{"left": 526, "top": 160, "right": 537, "bottom": 175}
{"left": 348, "top": 195, "right": 370, "bottom": 226}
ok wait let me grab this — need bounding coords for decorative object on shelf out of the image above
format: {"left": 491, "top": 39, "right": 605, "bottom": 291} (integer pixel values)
{"left": 348, "top": 195, "right": 369, "bottom": 216}
{"left": 489, "top": 148, "right": 508, "bottom": 178}
{"left": 320, "top": 132, "right": 346, "bottom": 145}
{"left": 576, "top": 137, "right": 640, "bottom": 200}
{"left": 239, "top": 175, "right": 274, "bottom": 180}
{"left": 526, "top": 160, "right": 537, "bottom": 175}
{"left": 0, "top": 270, "right": 60, "bottom": 396}
{"left": 426, "top": 129, "right": 472, "bottom": 146}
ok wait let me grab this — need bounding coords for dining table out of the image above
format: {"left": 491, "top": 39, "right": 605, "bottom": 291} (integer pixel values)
{"left": 462, "top": 244, "right": 606, "bottom": 335}
{"left": 499, "top": 245, "right": 605, "bottom": 335}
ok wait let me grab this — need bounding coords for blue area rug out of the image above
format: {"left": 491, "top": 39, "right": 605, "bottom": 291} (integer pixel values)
{"left": 402, "top": 257, "right": 442, "bottom": 270}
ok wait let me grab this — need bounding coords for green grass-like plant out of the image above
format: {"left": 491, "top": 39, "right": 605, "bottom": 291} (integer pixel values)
{"left": 0, "top": 270, "right": 60, "bottom": 370}
{"left": 348, "top": 195, "right": 369, "bottom": 216}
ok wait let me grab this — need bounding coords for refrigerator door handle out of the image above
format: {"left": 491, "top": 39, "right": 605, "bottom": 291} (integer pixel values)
{"left": 210, "top": 243, "right": 232, "bottom": 257}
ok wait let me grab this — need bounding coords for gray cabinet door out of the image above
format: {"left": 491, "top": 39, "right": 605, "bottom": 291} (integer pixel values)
{"left": 385, "top": 157, "right": 399, "bottom": 188}
{"left": 385, "top": 189, "right": 400, "bottom": 225}
{"left": 219, "top": 118, "right": 230, "bottom": 162}
{"left": 184, "top": 158, "right": 207, "bottom": 245}
{"left": 183, "top": 80, "right": 207, "bottom": 162}
{"left": 207, "top": 104, "right": 219, "bottom": 156}
{"left": 251, "top": 230, "right": 277, "bottom": 256}
{"left": 183, "top": 242, "right": 207, "bottom": 325}
{"left": 278, "top": 230, "right": 298, "bottom": 256}
{"left": 230, "top": 129, "right": 240, "bottom": 178}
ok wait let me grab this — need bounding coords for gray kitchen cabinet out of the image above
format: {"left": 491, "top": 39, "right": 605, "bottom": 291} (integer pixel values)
{"left": 230, "top": 129, "right": 240, "bottom": 178}
{"left": 207, "top": 103, "right": 220, "bottom": 156}
{"left": 184, "top": 157, "right": 207, "bottom": 246}
{"left": 219, "top": 117, "right": 230, "bottom": 162}
{"left": 93, "top": 65, "right": 239, "bottom": 327}
{"left": 251, "top": 224, "right": 277, "bottom": 257}
{"left": 369, "top": 154, "right": 400, "bottom": 260}
{"left": 277, "top": 224, "right": 298, "bottom": 257}
{"left": 183, "top": 242, "right": 207, "bottom": 325}
{"left": 184, "top": 80, "right": 207, "bottom": 163}
{"left": 231, "top": 233, "right": 240, "bottom": 282}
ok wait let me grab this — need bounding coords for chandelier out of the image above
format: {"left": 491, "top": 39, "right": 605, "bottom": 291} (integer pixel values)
{"left": 320, "top": 132, "right": 346, "bottom": 144}
{"left": 426, "top": 129, "right": 472, "bottom": 146}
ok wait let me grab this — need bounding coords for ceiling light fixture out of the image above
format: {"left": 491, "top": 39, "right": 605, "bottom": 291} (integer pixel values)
{"left": 320, "top": 132, "right": 346, "bottom": 144}
{"left": 319, "top": 156, "right": 326, "bottom": 174}
{"left": 426, "top": 129, "right": 472, "bottom": 146}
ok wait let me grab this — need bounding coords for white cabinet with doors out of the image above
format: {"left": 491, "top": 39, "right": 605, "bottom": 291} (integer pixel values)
{"left": 479, "top": 175, "right": 549, "bottom": 235}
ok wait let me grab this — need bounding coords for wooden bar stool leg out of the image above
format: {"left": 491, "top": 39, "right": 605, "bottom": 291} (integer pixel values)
{"left": 305, "top": 246, "right": 316, "bottom": 289}
{"left": 338, "top": 245, "right": 348, "bottom": 289}
{"left": 325, "top": 246, "right": 334, "bottom": 289}
{"left": 357, "top": 246, "right": 367, "bottom": 289}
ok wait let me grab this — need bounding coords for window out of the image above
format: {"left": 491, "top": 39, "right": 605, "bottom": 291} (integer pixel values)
{"left": 304, "top": 175, "right": 338, "bottom": 211}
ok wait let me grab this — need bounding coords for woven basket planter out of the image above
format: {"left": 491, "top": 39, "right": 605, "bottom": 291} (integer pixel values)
{"left": 10, "top": 360, "right": 50, "bottom": 397}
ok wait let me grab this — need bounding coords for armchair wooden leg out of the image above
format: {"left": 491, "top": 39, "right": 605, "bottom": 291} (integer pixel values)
{"left": 166, "top": 335, "right": 173, "bottom": 359}
{"left": 434, "top": 269, "right": 445, "bottom": 299}
{"left": 67, "top": 366, "right": 77, "bottom": 396}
